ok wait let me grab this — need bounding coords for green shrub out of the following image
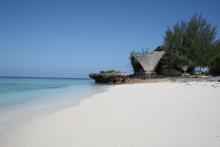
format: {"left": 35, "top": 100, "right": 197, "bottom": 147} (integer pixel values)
{"left": 209, "top": 53, "right": 220, "bottom": 76}
{"left": 100, "top": 70, "right": 121, "bottom": 74}
{"left": 163, "top": 14, "right": 217, "bottom": 71}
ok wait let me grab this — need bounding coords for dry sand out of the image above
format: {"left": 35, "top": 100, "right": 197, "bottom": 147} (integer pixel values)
{"left": 1, "top": 81, "right": 220, "bottom": 147}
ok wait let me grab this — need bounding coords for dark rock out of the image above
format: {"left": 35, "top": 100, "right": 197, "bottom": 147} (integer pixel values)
{"left": 182, "top": 73, "right": 191, "bottom": 78}
{"left": 218, "top": 80, "right": 220, "bottom": 82}
{"left": 89, "top": 71, "right": 128, "bottom": 84}
{"left": 129, "top": 72, "right": 158, "bottom": 79}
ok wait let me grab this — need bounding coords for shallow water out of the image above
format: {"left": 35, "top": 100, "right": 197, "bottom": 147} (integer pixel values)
{"left": 0, "top": 77, "right": 110, "bottom": 131}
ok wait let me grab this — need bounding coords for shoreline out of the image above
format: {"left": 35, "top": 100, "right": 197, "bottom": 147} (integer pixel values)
{"left": 1, "top": 81, "right": 220, "bottom": 147}
{"left": 0, "top": 82, "right": 111, "bottom": 134}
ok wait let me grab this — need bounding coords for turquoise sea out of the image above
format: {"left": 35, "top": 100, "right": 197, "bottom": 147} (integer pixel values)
{"left": 0, "top": 77, "right": 109, "bottom": 131}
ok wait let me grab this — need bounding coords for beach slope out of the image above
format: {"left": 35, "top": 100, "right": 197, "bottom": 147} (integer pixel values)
{"left": 1, "top": 82, "right": 220, "bottom": 147}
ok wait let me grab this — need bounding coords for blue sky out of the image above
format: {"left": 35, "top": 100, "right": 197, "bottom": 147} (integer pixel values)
{"left": 0, "top": 0, "right": 219, "bottom": 78}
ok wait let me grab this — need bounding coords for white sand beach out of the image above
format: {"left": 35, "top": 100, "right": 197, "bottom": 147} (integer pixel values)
{"left": 1, "top": 81, "right": 220, "bottom": 147}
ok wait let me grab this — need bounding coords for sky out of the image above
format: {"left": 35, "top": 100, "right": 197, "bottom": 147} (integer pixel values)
{"left": 0, "top": 0, "right": 220, "bottom": 78}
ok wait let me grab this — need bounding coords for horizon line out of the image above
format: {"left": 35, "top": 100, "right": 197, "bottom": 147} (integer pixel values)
{"left": 0, "top": 75, "right": 90, "bottom": 80}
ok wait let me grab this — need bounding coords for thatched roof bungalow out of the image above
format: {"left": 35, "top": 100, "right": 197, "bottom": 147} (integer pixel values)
{"left": 131, "top": 51, "right": 165, "bottom": 76}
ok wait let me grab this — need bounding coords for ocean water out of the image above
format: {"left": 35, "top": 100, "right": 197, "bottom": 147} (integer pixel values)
{"left": 0, "top": 77, "right": 109, "bottom": 131}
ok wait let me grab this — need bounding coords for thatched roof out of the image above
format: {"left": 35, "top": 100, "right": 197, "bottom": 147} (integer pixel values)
{"left": 131, "top": 51, "right": 165, "bottom": 74}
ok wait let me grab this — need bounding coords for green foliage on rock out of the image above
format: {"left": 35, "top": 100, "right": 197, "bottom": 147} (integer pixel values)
{"left": 100, "top": 70, "right": 121, "bottom": 74}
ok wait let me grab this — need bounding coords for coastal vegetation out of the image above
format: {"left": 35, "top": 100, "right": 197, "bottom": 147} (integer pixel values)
{"left": 209, "top": 53, "right": 220, "bottom": 76}
{"left": 100, "top": 70, "right": 121, "bottom": 74}
{"left": 161, "top": 14, "right": 220, "bottom": 75}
